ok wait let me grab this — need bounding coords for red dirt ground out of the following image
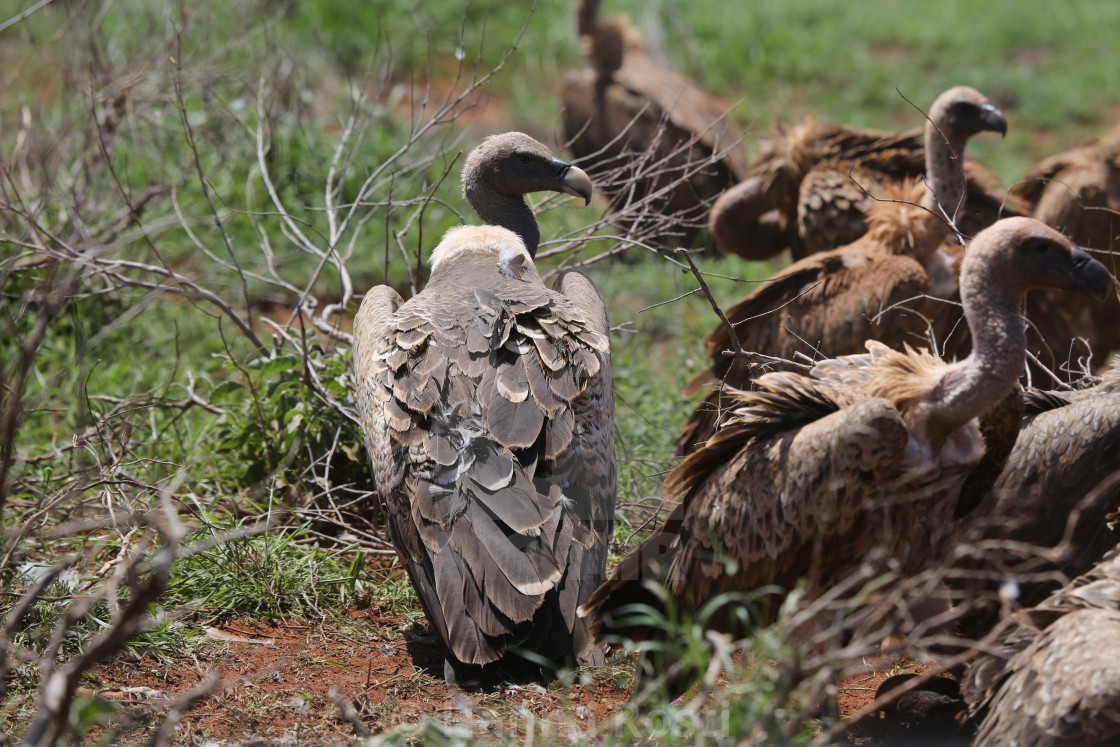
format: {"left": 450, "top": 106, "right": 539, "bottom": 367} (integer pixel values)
{"left": 83, "top": 552, "right": 635, "bottom": 745}
{"left": 86, "top": 623, "right": 955, "bottom": 745}
{"left": 89, "top": 611, "right": 631, "bottom": 744}
{"left": 80, "top": 590, "right": 963, "bottom": 746}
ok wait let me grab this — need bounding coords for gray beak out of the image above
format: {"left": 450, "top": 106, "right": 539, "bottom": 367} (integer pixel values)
{"left": 1064, "top": 247, "right": 1114, "bottom": 300}
{"left": 980, "top": 103, "right": 1008, "bottom": 137}
{"left": 554, "top": 159, "right": 593, "bottom": 205}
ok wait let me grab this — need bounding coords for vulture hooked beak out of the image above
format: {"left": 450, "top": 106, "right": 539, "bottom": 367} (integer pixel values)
{"left": 1053, "top": 246, "right": 1113, "bottom": 300}
{"left": 554, "top": 158, "right": 594, "bottom": 205}
{"left": 980, "top": 103, "right": 1008, "bottom": 137}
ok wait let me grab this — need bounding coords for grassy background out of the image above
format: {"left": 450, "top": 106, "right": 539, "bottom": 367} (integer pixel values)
{"left": 3, "top": 0, "right": 1120, "bottom": 741}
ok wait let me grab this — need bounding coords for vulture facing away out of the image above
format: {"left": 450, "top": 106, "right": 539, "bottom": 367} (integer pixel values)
{"left": 558, "top": 0, "right": 750, "bottom": 247}
{"left": 352, "top": 133, "right": 616, "bottom": 683}
{"left": 709, "top": 86, "right": 1022, "bottom": 261}
{"left": 582, "top": 218, "right": 1111, "bottom": 694}
{"left": 962, "top": 544, "right": 1120, "bottom": 746}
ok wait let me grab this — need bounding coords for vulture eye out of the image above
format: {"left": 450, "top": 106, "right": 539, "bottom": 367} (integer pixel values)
{"left": 516, "top": 154, "right": 532, "bottom": 166}
{"left": 1028, "top": 238, "right": 1052, "bottom": 255}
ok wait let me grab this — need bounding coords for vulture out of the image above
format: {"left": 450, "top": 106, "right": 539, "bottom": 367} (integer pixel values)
{"left": 709, "top": 86, "right": 1022, "bottom": 261}
{"left": 1012, "top": 123, "right": 1120, "bottom": 363}
{"left": 581, "top": 218, "right": 1111, "bottom": 694}
{"left": 558, "top": 0, "right": 750, "bottom": 247}
{"left": 681, "top": 88, "right": 1081, "bottom": 456}
{"left": 682, "top": 91, "right": 1007, "bottom": 455}
{"left": 352, "top": 132, "right": 616, "bottom": 684}
{"left": 950, "top": 364, "right": 1120, "bottom": 637}
{"left": 679, "top": 177, "right": 950, "bottom": 456}
{"left": 962, "top": 544, "right": 1120, "bottom": 746}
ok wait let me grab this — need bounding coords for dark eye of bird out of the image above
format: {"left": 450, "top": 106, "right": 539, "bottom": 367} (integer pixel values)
{"left": 517, "top": 155, "right": 531, "bottom": 166}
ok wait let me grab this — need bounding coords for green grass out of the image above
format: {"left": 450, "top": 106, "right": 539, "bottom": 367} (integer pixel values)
{"left": 3, "top": 0, "right": 1120, "bottom": 741}
{"left": 162, "top": 515, "right": 366, "bottom": 623}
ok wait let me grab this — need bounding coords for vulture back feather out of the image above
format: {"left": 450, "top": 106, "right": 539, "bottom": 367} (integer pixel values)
{"left": 951, "top": 365, "right": 1120, "bottom": 637}
{"left": 352, "top": 133, "right": 614, "bottom": 683}
{"left": 963, "top": 545, "right": 1120, "bottom": 746}
{"left": 1013, "top": 123, "right": 1120, "bottom": 362}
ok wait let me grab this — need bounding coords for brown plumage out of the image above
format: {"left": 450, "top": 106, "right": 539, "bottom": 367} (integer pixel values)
{"left": 1013, "top": 123, "right": 1120, "bottom": 363}
{"left": 951, "top": 365, "right": 1120, "bottom": 637}
{"left": 679, "top": 178, "right": 947, "bottom": 456}
{"left": 962, "top": 545, "right": 1120, "bottom": 746}
{"left": 710, "top": 86, "right": 1022, "bottom": 261}
{"left": 558, "top": 0, "right": 749, "bottom": 247}
{"left": 582, "top": 218, "right": 1112, "bottom": 693}
{"left": 352, "top": 133, "right": 614, "bottom": 684}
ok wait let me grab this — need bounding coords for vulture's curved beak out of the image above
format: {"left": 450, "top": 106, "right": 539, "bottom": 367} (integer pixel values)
{"left": 1059, "top": 247, "right": 1114, "bottom": 300}
{"left": 555, "top": 160, "right": 594, "bottom": 205}
{"left": 980, "top": 103, "right": 1008, "bottom": 137}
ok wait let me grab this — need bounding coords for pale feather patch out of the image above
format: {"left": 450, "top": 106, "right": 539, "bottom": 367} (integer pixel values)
{"left": 429, "top": 225, "right": 532, "bottom": 272}
{"left": 497, "top": 249, "right": 530, "bottom": 279}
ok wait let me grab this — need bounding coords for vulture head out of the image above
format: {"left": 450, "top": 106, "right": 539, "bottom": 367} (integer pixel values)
{"left": 930, "top": 86, "right": 1008, "bottom": 141}
{"left": 961, "top": 216, "right": 1113, "bottom": 303}
{"left": 461, "top": 132, "right": 593, "bottom": 257}
{"left": 916, "top": 217, "right": 1112, "bottom": 449}
{"left": 463, "top": 132, "right": 592, "bottom": 205}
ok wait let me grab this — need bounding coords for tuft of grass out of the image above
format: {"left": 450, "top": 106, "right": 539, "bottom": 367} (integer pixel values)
{"left": 164, "top": 518, "right": 362, "bottom": 623}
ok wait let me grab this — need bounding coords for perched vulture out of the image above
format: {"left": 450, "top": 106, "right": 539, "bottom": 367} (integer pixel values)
{"left": 950, "top": 364, "right": 1120, "bottom": 637}
{"left": 710, "top": 86, "right": 1022, "bottom": 261}
{"left": 962, "top": 545, "right": 1120, "bottom": 746}
{"left": 1013, "top": 123, "right": 1120, "bottom": 363}
{"left": 558, "top": 0, "right": 750, "bottom": 247}
{"left": 582, "top": 218, "right": 1111, "bottom": 694}
{"left": 352, "top": 133, "right": 616, "bottom": 684}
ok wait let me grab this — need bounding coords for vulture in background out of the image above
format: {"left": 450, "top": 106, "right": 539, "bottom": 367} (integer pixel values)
{"left": 1012, "top": 123, "right": 1120, "bottom": 364}
{"left": 558, "top": 0, "right": 750, "bottom": 247}
{"left": 352, "top": 133, "right": 616, "bottom": 684}
{"left": 949, "top": 364, "right": 1120, "bottom": 638}
{"left": 679, "top": 87, "right": 1013, "bottom": 456}
{"left": 962, "top": 544, "right": 1120, "bottom": 746}
{"left": 581, "top": 218, "right": 1112, "bottom": 695}
{"left": 709, "top": 86, "right": 1022, "bottom": 261}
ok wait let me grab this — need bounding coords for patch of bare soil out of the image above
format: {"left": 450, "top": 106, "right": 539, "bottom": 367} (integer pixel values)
{"left": 86, "top": 624, "right": 971, "bottom": 745}
{"left": 87, "top": 608, "right": 631, "bottom": 745}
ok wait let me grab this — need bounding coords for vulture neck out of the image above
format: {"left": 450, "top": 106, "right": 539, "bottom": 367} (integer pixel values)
{"left": 465, "top": 186, "right": 542, "bottom": 257}
{"left": 920, "top": 118, "right": 968, "bottom": 227}
{"left": 935, "top": 266, "right": 1025, "bottom": 438}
